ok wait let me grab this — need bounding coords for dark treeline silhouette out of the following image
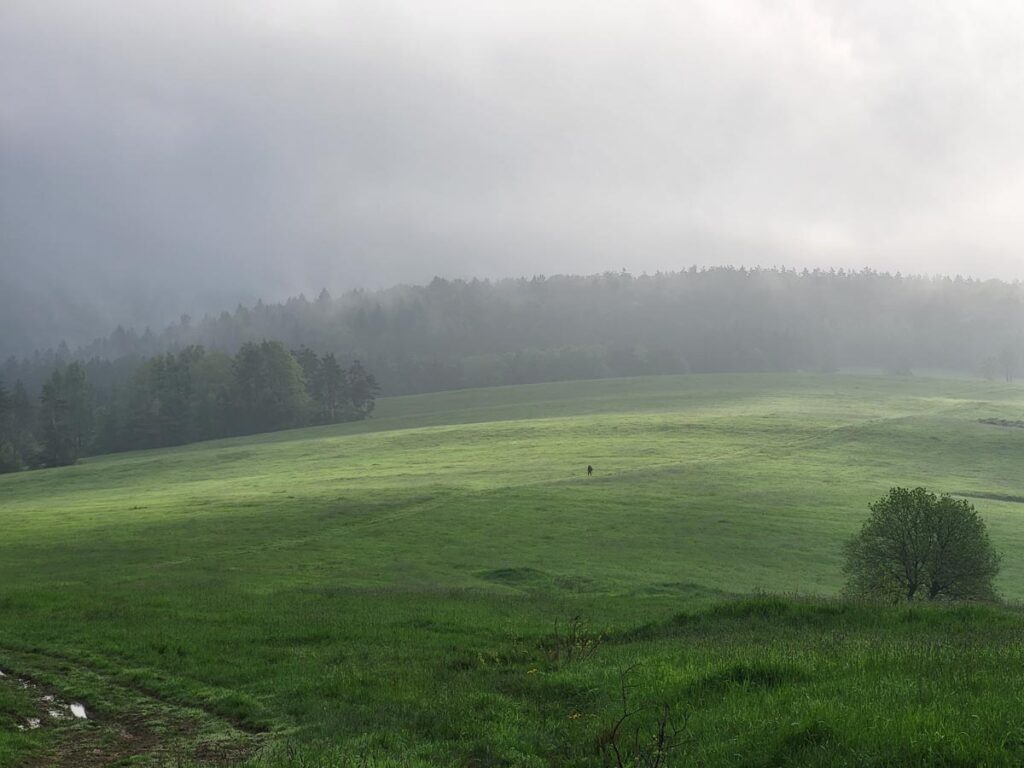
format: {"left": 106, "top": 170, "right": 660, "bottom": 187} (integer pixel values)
{"left": 0, "top": 342, "right": 379, "bottom": 474}
{"left": 3, "top": 266, "right": 1024, "bottom": 472}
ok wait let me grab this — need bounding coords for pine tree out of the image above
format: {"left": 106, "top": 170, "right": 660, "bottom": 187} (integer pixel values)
{"left": 39, "top": 368, "right": 75, "bottom": 467}
{"left": 0, "top": 378, "right": 16, "bottom": 472}
{"left": 316, "top": 353, "right": 347, "bottom": 422}
{"left": 63, "top": 362, "right": 92, "bottom": 455}
{"left": 347, "top": 360, "right": 380, "bottom": 419}
{"left": 10, "top": 380, "right": 35, "bottom": 465}
{"left": 36, "top": 364, "right": 92, "bottom": 467}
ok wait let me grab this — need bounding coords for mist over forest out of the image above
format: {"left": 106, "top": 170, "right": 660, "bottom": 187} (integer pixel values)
{"left": 5, "top": 266, "right": 1023, "bottom": 399}
{"left": 6, "top": 1, "right": 1024, "bottom": 367}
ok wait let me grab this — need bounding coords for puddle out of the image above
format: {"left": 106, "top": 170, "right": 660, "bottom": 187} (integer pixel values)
{"left": 45, "top": 703, "right": 88, "bottom": 720}
{"left": 17, "top": 717, "right": 41, "bottom": 731}
{"left": 1, "top": 667, "right": 90, "bottom": 728}
{"left": 2, "top": 657, "right": 262, "bottom": 766}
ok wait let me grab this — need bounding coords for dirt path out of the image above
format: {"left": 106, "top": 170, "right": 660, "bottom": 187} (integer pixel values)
{"left": 0, "top": 649, "right": 269, "bottom": 767}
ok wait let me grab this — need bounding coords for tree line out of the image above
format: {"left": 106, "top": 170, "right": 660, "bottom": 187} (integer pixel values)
{"left": 5, "top": 268, "right": 1023, "bottom": 400}
{"left": 0, "top": 341, "right": 379, "bottom": 473}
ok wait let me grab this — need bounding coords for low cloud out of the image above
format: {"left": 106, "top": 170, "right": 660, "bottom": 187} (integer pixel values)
{"left": 3, "top": 1, "right": 1024, "bottom": 351}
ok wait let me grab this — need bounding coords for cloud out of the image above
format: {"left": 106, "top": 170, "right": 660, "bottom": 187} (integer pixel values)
{"left": 3, "top": 0, "right": 1024, "bottom": 351}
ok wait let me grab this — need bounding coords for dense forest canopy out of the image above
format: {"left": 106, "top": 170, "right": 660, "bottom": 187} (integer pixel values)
{"left": 5, "top": 267, "right": 1023, "bottom": 398}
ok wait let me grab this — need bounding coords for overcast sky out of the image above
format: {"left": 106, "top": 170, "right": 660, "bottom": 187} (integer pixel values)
{"left": 3, "top": 0, "right": 1024, "bottom": 349}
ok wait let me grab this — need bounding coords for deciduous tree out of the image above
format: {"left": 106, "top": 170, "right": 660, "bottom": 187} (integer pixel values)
{"left": 844, "top": 487, "right": 1000, "bottom": 602}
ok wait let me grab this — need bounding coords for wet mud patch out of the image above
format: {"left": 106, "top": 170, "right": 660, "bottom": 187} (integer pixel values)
{"left": 1, "top": 669, "right": 88, "bottom": 732}
{"left": 0, "top": 653, "right": 267, "bottom": 767}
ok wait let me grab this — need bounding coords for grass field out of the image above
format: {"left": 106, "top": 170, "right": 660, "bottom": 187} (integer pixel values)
{"left": 2, "top": 372, "right": 1024, "bottom": 766}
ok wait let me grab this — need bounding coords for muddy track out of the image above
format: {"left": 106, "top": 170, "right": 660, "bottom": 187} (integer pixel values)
{"left": 0, "top": 648, "right": 270, "bottom": 767}
{"left": 2, "top": 643, "right": 268, "bottom": 736}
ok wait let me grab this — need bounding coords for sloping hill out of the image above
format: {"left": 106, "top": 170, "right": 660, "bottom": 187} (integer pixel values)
{"left": 2, "top": 373, "right": 1024, "bottom": 766}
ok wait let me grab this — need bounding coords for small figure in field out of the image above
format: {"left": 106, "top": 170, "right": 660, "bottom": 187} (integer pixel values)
{"left": 587, "top": 464, "right": 593, "bottom": 477}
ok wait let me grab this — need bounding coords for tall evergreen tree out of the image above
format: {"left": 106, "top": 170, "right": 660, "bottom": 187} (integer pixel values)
{"left": 35, "top": 364, "right": 92, "bottom": 467}
{"left": 189, "top": 348, "right": 233, "bottom": 442}
{"left": 316, "top": 353, "right": 348, "bottom": 422}
{"left": 0, "top": 379, "right": 8, "bottom": 423}
{"left": 92, "top": 385, "right": 124, "bottom": 455}
{"left": 63, "top": 362, "right": 92, "bottom": 456}
{"left": 10, "top": 380, "right": 36, "bottom": 466}
{"left": 38, "top": 368, "right": 76, "bottom": 467}
{"left": 0, "top": 378, "right": 16, "bottom": 473}
{"left": 347, "top": 360, "right": 380, "bottom": 419}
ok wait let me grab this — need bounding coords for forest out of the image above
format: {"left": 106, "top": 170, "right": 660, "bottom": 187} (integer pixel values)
{"left": 0, "top": 342, "right": 379, "bottom": 473}
{"left": 2, "top": 266, "right": 1022, "bottom": 473}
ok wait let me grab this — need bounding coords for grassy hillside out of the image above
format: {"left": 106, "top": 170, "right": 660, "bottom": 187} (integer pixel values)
{"left": 2, "top": 373, "right": 1024, "bottom": 766}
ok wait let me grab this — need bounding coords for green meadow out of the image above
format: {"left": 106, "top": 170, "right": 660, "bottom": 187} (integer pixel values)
{"left": 3, "top": 373, "right": 1024, "bottom": 766}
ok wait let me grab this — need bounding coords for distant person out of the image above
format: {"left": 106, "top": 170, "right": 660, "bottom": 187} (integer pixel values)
{"left": 587, "top": 464, "right": 593, "bottom": 477}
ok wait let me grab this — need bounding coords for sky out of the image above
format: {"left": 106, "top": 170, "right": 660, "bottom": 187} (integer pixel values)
{"left": 3, "top": 0, "right": 1024, "bottom": 352}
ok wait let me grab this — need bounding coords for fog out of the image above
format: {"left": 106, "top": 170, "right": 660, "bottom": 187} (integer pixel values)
{"left": 4, "top": 1, "right": 1024, "bottom": 355}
